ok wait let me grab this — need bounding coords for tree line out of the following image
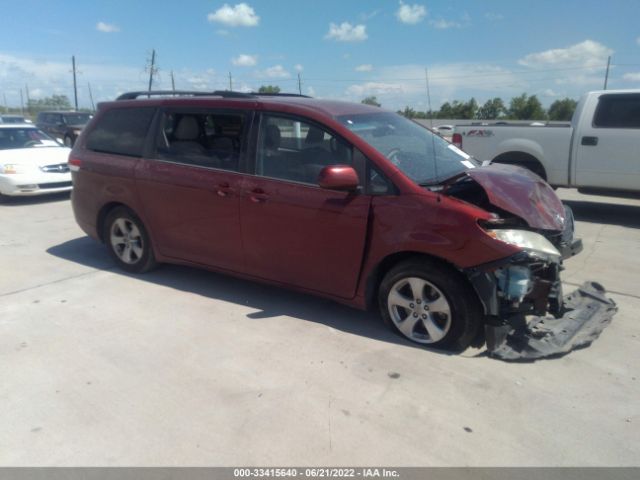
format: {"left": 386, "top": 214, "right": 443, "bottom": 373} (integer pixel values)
{"left": 362, "top": 94, "right": 578, "bottom": 121}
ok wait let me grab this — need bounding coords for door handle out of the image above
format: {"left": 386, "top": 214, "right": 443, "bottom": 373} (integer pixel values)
{"left": 249, "top": 188, "right": 269, "bottom": 203}
{"left": 581, "top": 136, "right": 598, "bottom": 146}
{"left": 215, "top": 182, "right": 234, "bottom": 197}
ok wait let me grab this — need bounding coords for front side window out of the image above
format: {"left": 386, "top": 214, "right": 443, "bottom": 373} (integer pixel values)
{"left": 338, "top": 112, "right": 477, "bottom": 186}
{"left": 593, "top": 94, "right": 640, "bottom": 128}
{"left": 154, "top": 110, "right": 245, "bottom": 172}
{"left": 256, "top": 114, "right": 353, "bottom": 185}
{"left": 85, "top": 107, "right": 155, "bottom": 157}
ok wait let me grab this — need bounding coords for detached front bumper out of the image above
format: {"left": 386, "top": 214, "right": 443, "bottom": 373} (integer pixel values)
{"left": 485, "top": 282, "right": 617, "bottom": 360}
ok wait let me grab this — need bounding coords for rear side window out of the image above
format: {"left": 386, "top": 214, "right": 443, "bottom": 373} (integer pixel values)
{"left": 593, "top": 94, "right": 640, "bottom": 128}
{"left": 86, "top": 107, "right": 155, "bottom": 157}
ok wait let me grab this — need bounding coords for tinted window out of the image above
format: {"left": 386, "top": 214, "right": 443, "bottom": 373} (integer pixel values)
{"left": 256, "top": 114, "right": 353, "bottom": 185}
{"left": 86, "top": 108, "right": 155, "bottom": 157}
{"left": 154, "top": 110, "right": 245, "bottom": 172}
{"left": 593, "top": 94, "right": 640, "bottom": 128}
{"left": 63, "top": 113, "right": 92, "bottom": 125}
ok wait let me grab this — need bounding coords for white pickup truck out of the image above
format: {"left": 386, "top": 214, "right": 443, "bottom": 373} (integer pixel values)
{"left": 452, "top": 89, "right": 640, "bottom": 195}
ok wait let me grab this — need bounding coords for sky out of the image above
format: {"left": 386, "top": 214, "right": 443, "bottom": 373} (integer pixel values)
{"left": 1, "top": 0, "right": 639, "bottom": 111}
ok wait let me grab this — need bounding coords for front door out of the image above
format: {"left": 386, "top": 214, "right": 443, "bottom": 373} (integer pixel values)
{"left": 574, "top": 93, "right": 640, "bottom": 191}
{"left": 135, "top": 108, "right": 249, "bottom": 271}
{"left": 240, "top": 113, "right": 371, "bottom": 298}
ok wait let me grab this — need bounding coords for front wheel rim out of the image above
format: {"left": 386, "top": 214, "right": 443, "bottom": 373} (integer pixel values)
{"left": 110, "top": 217, "right": 144, "bottom": 265}
{"left": 387, "top": 277, "right": 452, "bottom": 344}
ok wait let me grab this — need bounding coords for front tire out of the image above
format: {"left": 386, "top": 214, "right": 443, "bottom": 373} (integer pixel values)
{"left": 379, "top": 258, "right": 483, "bottom": 351}
{"left": 104, "top": 207, "right": 157, "bottom": 273}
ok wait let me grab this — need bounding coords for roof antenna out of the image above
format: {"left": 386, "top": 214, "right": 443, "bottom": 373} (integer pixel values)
{"left": 425, "top": 67, "right": 439, "bottom": 186}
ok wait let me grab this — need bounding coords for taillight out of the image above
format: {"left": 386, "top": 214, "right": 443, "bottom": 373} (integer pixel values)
{"left": 452, "top": 133, "right": 462, "bottom": 149}
{"left": 68, "top": 156, "right": 82, "bottom": 172}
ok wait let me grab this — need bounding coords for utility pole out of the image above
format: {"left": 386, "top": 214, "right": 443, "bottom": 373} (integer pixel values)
{"left": 146, "top": 49, "right": 157, "bottom": 96}
{"left": 87, "top": 82, "right": 95, "bottom": 112}
{"left": 171, "top": 70, "right": 176, "bottom": 91}
{"left": 72, "top": 55, "right": 78, "bottom": 110}
{"left": 25, "top": 84, "right": 30, "bottom": 116}
{"left": 297, "top": 73, "right": 302, "bottom": 95}
{"left": 2, "top": 93, "right": 7, "bottom": 113}
{"left": 603, "top": 55, "right": 611, "bottom": 90}
{"left": 19, "top": 89, "right": 24, "bottom": 115}
{"left": 228, "top": 72, "right": 233, "bottom": 91}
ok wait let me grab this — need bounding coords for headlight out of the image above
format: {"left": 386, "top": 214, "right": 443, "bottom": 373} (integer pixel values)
{"left": 1, "top": 164, "right": 24, "bottom": 174}
{"left": 489, "top": 229, "right": 561, "bottom": 261}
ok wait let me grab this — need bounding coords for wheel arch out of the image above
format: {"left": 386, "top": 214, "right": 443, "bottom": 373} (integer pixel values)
{"left": 96, "top": 201, "right": 132, "bottom": 242}
{"left": 492, "top": 151, "right": 547, "bottom": 180}
{"left": 364, "top": 251, "right": 467, "bottom": 311}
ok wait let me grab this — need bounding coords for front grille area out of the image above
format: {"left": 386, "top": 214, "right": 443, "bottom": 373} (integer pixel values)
{"left": 38, "top": 181, "right": 72, "bottom": 189}
{"left": 40, "top": 163, "right": 70, "bottom": 173}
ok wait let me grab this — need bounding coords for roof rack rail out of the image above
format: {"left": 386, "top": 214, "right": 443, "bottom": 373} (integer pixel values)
{"left": 116, "top": 90, "right": 255, "bottom": 101}
{"left": 251, "top": 92, "right": 312, "bottom": 98}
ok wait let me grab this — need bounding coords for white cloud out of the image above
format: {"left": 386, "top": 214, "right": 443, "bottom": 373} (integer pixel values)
{"left": 232, "top": 54, "right": 257, "bottom": 67}
{"left": 623, "top": 72, "right": 640, "bottom": 82}
{"left": 346, "top": 82, "right": 406, "bottom": 97}
{"left": 307, "top": 86, "right": 316, "bottom": 96}
{"left": 294, "top": 64, "right": 303, "bottom": 72}
{"left": 216, "top": 29, "right": 230, "bottom": 36}
{"left": 484, "top": 13, "right": 504, "bottom": 21}
{"left": 207, "top": 3, "right": 259, "bottom": 27}
{"left": 396, "top": 2, "right": 427, "bottom": 25}
{"left": 355, "top": 64, "right": 373, "bottom": 72}
{"left": 636, "top": 37, "right": 640, "bottom": 46}
{"left": 430, "top": 18, "right": 461, "bottom": 29}
{"left": 325, "top": 22, "right": 368, "bottom": 42}
{"left": 96, "top": 22, "right": 120, "bottom": 33}
{"left": 258, "top": 65, "right": 291, "bottom": 79}
{"left": 518, "top": 40, "right": 613, "bottom": 68}
{"left": 539, "top": 88, "right": 559, "bottom": 97}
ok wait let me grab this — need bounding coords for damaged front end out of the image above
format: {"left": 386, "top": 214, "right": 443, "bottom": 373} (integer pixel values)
{"left": 444, "top": 164, "right": 617, "bottom": 360}
{"left": 466, "top": 251, "right": 617, "bottom": 361}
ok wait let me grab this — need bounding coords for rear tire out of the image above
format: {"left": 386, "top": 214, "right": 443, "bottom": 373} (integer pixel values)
{"left": 492, "top": 153, "right": 546, "bottom": 180}
{"left": 379, "top": 258, "right": 483, "bottom": 351}
{"left": 103, "top": 207, "right": 157, "bottom": 273}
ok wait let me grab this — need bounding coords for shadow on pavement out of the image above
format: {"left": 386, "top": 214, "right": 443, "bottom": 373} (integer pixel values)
{"left": 0, "top": 192, "right": 71, "bottom": 206}
{"left": 47, "top": 236, "right": 458, "bottom": 356}
{"left": 565, "top": 200, "right": 640, "bottom": 229}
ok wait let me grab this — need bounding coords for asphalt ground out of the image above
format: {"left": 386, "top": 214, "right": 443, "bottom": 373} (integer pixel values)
{"left": 0, "top": 188, "right": 638, "bottom": 466}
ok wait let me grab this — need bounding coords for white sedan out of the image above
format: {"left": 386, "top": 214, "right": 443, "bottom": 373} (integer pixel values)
{"left": 0, "top": 125, "right": 72, "bottom": 197}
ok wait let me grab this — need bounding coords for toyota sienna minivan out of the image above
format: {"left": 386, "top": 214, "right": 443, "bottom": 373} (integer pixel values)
{"left": 69, "top": 90, "right": 616, "bottom": 360}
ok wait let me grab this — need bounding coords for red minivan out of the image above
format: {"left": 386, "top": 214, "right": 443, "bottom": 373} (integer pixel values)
{"left": 69, "top": 91, "right": 616, "bottom": 360}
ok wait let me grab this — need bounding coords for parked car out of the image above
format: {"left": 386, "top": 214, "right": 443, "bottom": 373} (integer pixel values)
{"left": 434, "top": 124, "right": 454, "bottom": 141}
{"left": 0, "top": 115, "right": 31, "bottom": 124}
{"left": 452, "top": 89, "right": 640, "bottom": 197}
{"left": 69, "top": 91, "right": 616, "bottom": 360}
{"left": 0, "top": 125, "right": 72, "bottom": 197}
{"left": 36, "top": 111, "right": 92, "bottom": 147}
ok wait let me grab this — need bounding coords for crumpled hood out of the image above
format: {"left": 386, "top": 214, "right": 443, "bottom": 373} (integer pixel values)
{"left": 466, "top": 163, "right": 565, "bottom": 231}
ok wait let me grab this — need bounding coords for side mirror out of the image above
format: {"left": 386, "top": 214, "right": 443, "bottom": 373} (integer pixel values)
{"left": 318, "top": 165, "right": 359, "bottom": 191}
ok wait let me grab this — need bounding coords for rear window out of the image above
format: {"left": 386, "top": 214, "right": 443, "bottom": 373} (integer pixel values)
{"left": 85, "top": 107, "right": 155, "bottom": 157}
{"left": 593, "top": 94, "right": 640, "bottom": 128}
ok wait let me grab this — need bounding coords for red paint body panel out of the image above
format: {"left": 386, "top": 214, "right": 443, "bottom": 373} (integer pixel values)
{"left": 240, "top": 176, "right": 371, "bottom": 298}
{"left": 134, "top": 159, "right": 245, "bottom": 270}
